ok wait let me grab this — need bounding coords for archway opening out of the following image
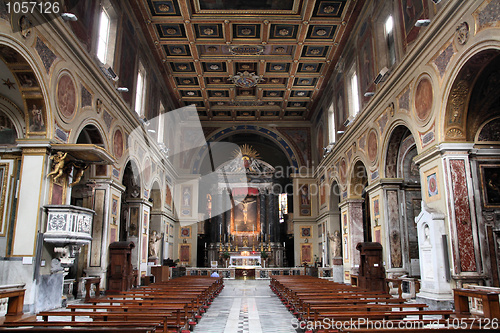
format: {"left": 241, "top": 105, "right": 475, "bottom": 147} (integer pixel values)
{"left": 463, "top": 52, "right": 500, "bottom": 286}
{"left": 197, "top": 132, "right": 293, "bottom": 267}
{"left": 328, "top": 181, "right": 343, "bottom": 281}
{"left": 385, "top": 124, "right": 421, "bottom": 276}
{"left": 120, "top": 160, "right": 142, "bottom": 241}
{"left": 76, "top": 124, "right": 104, "bottom": 146}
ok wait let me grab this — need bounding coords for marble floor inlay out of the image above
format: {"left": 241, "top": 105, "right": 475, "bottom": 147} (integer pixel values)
{"left": 193, "top": 279, "right": 299, "bottom": 333}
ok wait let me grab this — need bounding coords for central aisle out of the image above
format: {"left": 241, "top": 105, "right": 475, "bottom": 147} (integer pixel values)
{"left": 193, "top": 279, "right": 299, "bottom": 333}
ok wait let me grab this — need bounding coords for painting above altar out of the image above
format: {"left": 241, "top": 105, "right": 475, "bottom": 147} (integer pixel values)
{"left": 231, "top": 195, "right": 260, "bottom": 235}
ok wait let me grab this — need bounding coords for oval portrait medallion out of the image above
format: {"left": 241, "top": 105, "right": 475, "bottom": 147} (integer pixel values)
{"left": 57, "top": 74, "right": 76, "bottom": 119}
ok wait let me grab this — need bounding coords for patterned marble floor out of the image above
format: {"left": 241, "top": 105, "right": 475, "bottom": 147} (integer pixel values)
{"left": 193, "top": 279, "right": 300, "bottom": 333}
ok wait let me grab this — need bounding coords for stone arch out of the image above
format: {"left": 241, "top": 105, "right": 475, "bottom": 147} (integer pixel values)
{"left": 382, "top": 120, "right": 419, "bottom": 178}
{"left": 121, "top": 158, "right": 142, "bottom": 195}
{"left": 451, "top": 49, "right": 500, "bottom": 286}
{"left": 443, "top": 49, "right": 500, "bottom": 141}
{"left": 197, "top": 125, "right": 301, "bottom": 171}
{"left": 0, "top": 97, "right": 24, "bottom": 143}
{"left": 0, "top": 40, "right": 51, "bottom": 137}
{"left": 73, "top": 121, "right": 108, "bottom": 149}
{"left": 349, "top": 160, "right": 370, "bottom": 243}
{"left": 382, "top": 123, "right": 421, "bottom": 275}
{"left": 150, "top": 180, "right": 162, "bottom": 211}
{"left": 348, "top": 159, "right": 368, "bottom": 199}
{"left": 119, "top": 158, "right": 143, "bottom": 241}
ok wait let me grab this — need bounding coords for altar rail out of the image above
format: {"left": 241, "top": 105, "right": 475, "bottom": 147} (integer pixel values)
{"left": 318, "top": 267, "right": 334, "bottom": 278}
{"left": 180, "top": 267, "right": 309, "bottom": 279}
{"left": 185, "top": 268, "right": 236, "bottom": 279}
{"left": 256, "top": 267, "right": 305, "bottom": 279}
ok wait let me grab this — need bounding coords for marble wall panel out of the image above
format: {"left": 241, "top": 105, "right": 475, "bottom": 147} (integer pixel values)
{"left": 387, "top": 190, "right": 402, "bottom": 268}
{"left": 449, "top": 159, "right": 477, "bottom": 272}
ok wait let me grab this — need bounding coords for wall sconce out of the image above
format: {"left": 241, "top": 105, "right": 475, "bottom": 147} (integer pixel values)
{"left": 415, "top": 19, "right": 431, "bottom": 27}
{"left": 61, "top": 13, "right": 78, "bottom": 21}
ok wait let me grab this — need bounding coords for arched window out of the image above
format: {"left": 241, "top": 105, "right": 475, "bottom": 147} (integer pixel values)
{"left": 328, "top": 102, "right": 335, "bottom": 143}
{"left": 385, "top": 15, "right": 396, "bottom": 67}
{"left": 96, "top": 0, "right": 118, "bottom": 67}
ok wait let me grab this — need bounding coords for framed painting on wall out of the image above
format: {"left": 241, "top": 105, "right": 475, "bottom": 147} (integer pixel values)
{"left": 298, "top": 183, "right": 311, "bottom": 216}
{"left": 143, "top": 210, "right": 149, "bottom": 231}
{"left": 480, "top": 164, "right": 500, "bottom": 208}
{"left": 179, "top": 244, "right": 190, "bottom": 264}
{"left": 424, "top": 167, "right": 440, "bottom": 201}
{"left": 180, "top": 226, "right": 191, "bottom": 238}
{"left": 129, "top": 207, "right": 139, "bottom": 236}
{"left": 0, "top": 162, "right": 10, "bottom": 235}
{"left": 231, "top": 195, "right": 260, "bottom": 235}
{"left": 25, "top": 98, "right": 46, "bottom": 134}
{"left": 300, "top": 243, "right": 312, "bottom": 264}
{"left": 142, "top": 234, "right": 147, "bottom": 263}
{"left": 300, "top": 226, "right": 311, "bottom": 238}
{"left": 343, "top": 234, "right": 349, "bottom": 263}
{"left": 320, "top": 181, "right": 327, "bottom": 208}
{"left": 165, "top": 184, "right": 172, "bottom": 210}
{"left": 372, "top": 195, "right": 380, "bottom": 218}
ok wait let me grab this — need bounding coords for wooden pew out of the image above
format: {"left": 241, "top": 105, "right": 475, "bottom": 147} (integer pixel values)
{"left": 269, "top": 275, "right": 465, "bottom": 332}
{"left": 454, "top": 288, "right": 500, "bottom": 319}
{"left": 1, "top": 276, "right": 223, "bottom": 333}
{"left": 0, "top": 327, "right": 156, "bottom": 333}
{"left": 0, "top": 284, "right": 26, "bottom": 316}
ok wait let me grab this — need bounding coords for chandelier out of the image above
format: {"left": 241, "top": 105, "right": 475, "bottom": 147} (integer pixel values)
{"left": 228, "top": 71, "right": 264, "bottom": 88}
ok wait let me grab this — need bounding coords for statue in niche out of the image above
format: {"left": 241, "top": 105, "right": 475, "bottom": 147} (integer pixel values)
{"left": 149, "top": 230, "right": 162, "bottom": 258}
{"left": 423, "top": 224, "right": 431, "bottom": 246}
{"left": 328, "top": 230, "right": 342, "bottom": 258}
{"left": 47, "top": 151, "right": 68, "bottom": 181}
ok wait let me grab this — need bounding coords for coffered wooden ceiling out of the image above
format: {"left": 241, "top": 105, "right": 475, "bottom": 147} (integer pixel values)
{"left": 134, "top": 0, "right": 363, "bottom": 122}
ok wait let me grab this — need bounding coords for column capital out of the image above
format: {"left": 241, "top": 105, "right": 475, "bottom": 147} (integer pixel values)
{"left": 339, "top": 198, "right": 364, "bottom": 209}
{"left": 366, "top": 178, "right": 404, "bottom": 192}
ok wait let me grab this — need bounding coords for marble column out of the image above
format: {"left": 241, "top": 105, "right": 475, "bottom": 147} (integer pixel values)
{"left": 223, "top": 189, "right": 231, "bottom": 243}
{"left": 124, "top": 198, "right": 152, "bottom": 275}
{"left": 12, "top": 146, "right": 49, "bottom": 256}
{"left": 260, "top": 192, "right": 266, "bottom": 243}
{"left": 347, "top": 199, "right": 364, "bottom": 272}
{"left": 440, "top": 144, "right": 481, "bottom": 279}
{"left": 85, "top": 179, "right": 125, "bottom": 285}
{"left": 385, "top": 188, "right": 403, "bottom": 270}
{"left": 213, "top": 190, "right": 223, "bottom": 243}
{"left": 267, "top": 193, "right": 276, "bottom": 242}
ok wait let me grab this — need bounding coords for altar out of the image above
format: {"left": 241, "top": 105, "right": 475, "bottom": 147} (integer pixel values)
{"left": 229, "top": 255, "right": 261, "bottom": 279}
{"left": 229, "top": 255, "right": 261, "bottom": 268}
